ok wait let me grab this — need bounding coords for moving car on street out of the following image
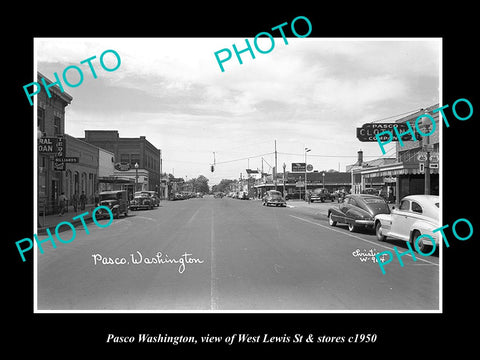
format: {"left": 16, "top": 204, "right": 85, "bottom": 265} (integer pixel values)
{"left": 374, "top": 195, "right": 439, "bottom": 253}
{"left": 130, "top": 193, "right": 154, "bottom": 210}
{"left": 237, "top": 191, "right": 249, "bottom": 200}
{"left": 97, "top": 190, "right": 129, "bottom": 219}
{"left": 328, "top": 194, "right": 390, "bottom": 232}
{"left": 263, "top": 190, "right": 287, "bottom": 207}
{"left": 310, "top": 188, "right": 333, "bottom": 202}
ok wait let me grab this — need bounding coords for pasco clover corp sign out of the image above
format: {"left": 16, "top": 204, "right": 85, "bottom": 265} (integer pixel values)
{"left": 356, "top": 123, "right": 412, "bottom": 142}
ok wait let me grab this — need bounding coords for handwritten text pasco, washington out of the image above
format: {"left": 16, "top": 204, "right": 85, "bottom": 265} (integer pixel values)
{"left": 91, "top": 251, "right": 204, "bottom": 274}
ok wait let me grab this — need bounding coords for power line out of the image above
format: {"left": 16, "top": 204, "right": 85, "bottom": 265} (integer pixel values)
{"left": 214, "top": 152, "right": 275, "bottom": 165}
{"left": 277, "top": 152, "right": 383, "bottom": 158}
{"left": 369, "top": 108, "right": 423, "bottom": 124}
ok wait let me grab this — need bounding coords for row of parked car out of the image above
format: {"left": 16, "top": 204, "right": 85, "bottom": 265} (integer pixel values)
{"left": 327, "top": 193, "right": 440, "bottom": 253}
{"left": 95, "top": 190, "right": 160, "bottom": 219}
{"left": 260, "top": 189, "right": 440, "bottom": 253}
{"left": 171, "top": 192, "right": 204, "bottom": 200}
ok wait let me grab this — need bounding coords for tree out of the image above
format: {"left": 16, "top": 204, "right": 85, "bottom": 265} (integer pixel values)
{"left": 188, "top": 175, "right": 210, "bottom": 194}
{"left": 214, "top": 179, "right": 236, "bottom": 193}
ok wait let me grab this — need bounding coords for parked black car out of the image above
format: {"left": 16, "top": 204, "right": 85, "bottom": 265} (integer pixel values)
{"left": 97, "top": 190, "right": 129, "bottom": 219}
{"left": 130, "top": 194, "right": 153, "bottom": 210}
{"left": 327, "top": 194, "right": 390, "bottom": 232}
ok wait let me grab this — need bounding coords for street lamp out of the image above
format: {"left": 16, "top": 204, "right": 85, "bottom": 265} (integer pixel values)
{"left": 322, "top": 171, "right": 325, "bottom": 189}
{"left": 134, "top": 162, "right": 139, "bottom": 192}
{"left": 304, "top": 147, "right": 311, "bottom": 201}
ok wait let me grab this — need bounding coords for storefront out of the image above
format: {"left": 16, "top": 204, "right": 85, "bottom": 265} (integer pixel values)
{"left": 254, "top": 171, "right": 351, "bottom": 199}
{"left": 355, "top": 161, "right": 439, "bottom": 204}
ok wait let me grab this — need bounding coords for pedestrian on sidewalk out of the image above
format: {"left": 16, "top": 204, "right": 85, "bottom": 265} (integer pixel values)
{"left": 307, "top": 190, "right": 312, "bottom": 204}
{"left": 58, "top": 192, "right": 67, "bottom": 216}
{"left": 80, "top": 191, "right": 86, "bottom": 210}
{"left": 72, "top": 192, "right": 79, "bottom": 212}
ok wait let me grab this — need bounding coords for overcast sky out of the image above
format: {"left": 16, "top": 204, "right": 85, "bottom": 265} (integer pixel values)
{"left": 35, "top": 37, "right": 440, "bottom": 185}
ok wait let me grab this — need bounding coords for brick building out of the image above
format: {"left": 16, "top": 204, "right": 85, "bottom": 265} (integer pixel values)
{"left": 37, "top": 72, "right": 73, "bottom": 213}
{"left": 81, "top": 130, "right": 162, "bottom": 196}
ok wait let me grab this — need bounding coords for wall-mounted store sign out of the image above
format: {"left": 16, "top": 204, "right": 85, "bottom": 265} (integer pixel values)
{"left": 356, "top": 123, "right": 412, "bottom": 142}
{"left": 114, "top": 162, "right": 131, "bottom": 171}
{"left": 38, "top": 137, "right": 56, "bottom": 153}
{"left": 53, "top": 136, "right": 65, "bottom": 171}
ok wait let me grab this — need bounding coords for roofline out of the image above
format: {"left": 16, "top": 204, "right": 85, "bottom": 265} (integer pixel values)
{"left": 37, "top": 71, "right": 73, "bottom": 104}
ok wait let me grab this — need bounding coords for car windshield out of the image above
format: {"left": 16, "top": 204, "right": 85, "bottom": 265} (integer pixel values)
{"left": 268, "top": 191, "right": 281, "bottom": 196}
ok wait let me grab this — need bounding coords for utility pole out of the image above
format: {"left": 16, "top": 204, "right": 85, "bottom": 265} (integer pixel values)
{"left": 274, "top": 140, "right": 278, "bottom": 191}
{"left": 418, "top": 110, "right": 431, "bottom": 195}
{"left": 304, "top": 146, "right": 311, "bottom": 201}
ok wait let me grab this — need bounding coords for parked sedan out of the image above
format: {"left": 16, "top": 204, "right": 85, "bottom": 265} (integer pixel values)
{"left": 263, "top": 190, "right": 286, "bottom": 207}
{"left": 328, "top": 194, "right": 390, "bottom": 232}
{"left": 135, "top": 191, "right": 160, "bottom": 207}
{"left": 130, "top": 194, "right": 153, "bottom": 210}
{"left": 374, "top": 195, "right": 439, "bottom": 253}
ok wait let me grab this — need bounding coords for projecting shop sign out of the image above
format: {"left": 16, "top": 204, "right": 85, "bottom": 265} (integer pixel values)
{"left": 356, "top": 123, "right": 413, "bottom": 142}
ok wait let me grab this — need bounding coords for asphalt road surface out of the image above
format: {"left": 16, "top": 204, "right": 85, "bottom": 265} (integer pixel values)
{"left": 36, "top": 196, "right": 440, "bottom": 311}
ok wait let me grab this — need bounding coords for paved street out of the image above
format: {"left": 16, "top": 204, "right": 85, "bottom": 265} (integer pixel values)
{"left": 37, "top": 196, "right": 439, "bottom": 311}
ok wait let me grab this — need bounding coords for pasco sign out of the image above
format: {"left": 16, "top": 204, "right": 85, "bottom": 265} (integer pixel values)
{"left": 356, "top": 123, "right": 412, "bottom": 142}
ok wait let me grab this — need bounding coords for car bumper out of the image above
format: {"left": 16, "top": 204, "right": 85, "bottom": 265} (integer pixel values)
{"left": 355, "top": 219, "right": 375, "bottom": 226}
{"left": 95, "top": 208, "right": 112, "bottom": 217}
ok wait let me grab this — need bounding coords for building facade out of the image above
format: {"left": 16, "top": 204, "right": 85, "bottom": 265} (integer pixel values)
{"left": 37, "top": 72, "right": 73, "bottom": 214}
{"left": 64, "top": 135, "right": 100, "bottom": 204}
{"left": 351, "top": 104, "right": 440, "bottom": 203}
{"left": 254, "top": 170, "right": 352, "bottom": 199}
{"left": 81, "top": 130, "right": 162, "bottom": 196}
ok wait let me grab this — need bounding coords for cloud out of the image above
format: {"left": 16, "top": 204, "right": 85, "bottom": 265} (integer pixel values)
{"left": 37, "top": 37, "right": 440, "bottom": 183}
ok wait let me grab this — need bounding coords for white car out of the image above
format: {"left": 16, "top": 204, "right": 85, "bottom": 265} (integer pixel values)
{"left": 374, "top": 195, "right": 440, "bottom": 253}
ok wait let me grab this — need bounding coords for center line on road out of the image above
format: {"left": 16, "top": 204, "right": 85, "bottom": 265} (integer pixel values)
{"left": 187, "top": 209, "right": 200, "bottom": 226}
{"left": 289, "top": 215, "right": 438, "bottom": 266}
{"left": 210, "top": 207, "right": 217, "bottom": 310}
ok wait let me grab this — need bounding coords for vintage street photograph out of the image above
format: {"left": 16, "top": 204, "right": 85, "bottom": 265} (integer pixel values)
{"left": 33, "top": 37, "right": 441, "bottom": 312}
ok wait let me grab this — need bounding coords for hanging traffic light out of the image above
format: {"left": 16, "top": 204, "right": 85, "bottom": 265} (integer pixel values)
{"left": 210, "top": 165, "right": 214, "bottom": 172}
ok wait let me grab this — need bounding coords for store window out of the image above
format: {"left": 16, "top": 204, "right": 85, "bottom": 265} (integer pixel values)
{"left": 54, "top": 116, "right": 61, "bottom": 135}
{"left": 131, "top": 153, "right": 140, "bottom": 167}
{"left": 38, "top": 108, "right": 45, "bottom": 133}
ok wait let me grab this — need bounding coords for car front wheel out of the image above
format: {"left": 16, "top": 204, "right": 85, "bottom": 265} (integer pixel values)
{"left": 348, "top": 222, "right": 357, "bottom": 232}
{"left": 328, "top": 213, "right": 336, "bottom": 226}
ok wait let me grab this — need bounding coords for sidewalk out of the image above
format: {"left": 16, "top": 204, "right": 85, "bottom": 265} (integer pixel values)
{"left": 37, "top": 204, "right": 96, "bottom": 235}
